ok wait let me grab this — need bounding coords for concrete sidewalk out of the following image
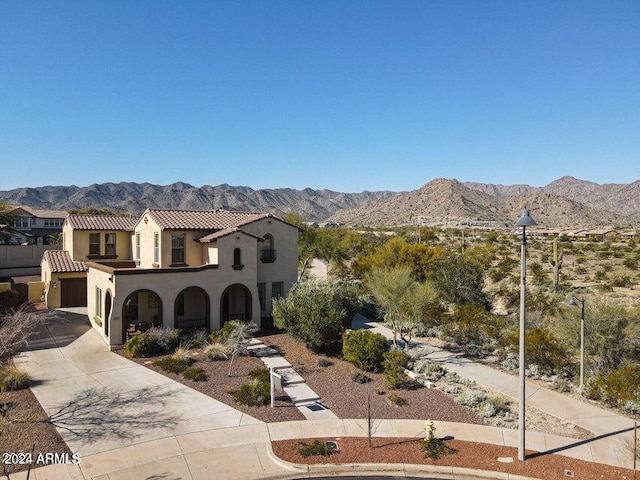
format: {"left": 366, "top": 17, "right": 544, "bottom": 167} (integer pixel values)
{"left": 11, "top": 419, "right": 634, "bottom": 479}
{"left": 352, "top": 314, "right": 638, "bottom": 445}
{"left": 9, "top": 309, "right": 637, "bottom": 479}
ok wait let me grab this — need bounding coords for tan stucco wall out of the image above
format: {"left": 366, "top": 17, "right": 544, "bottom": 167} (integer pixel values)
{"left": 69, "top": 230, "right": 132, "bottom": 261}
{"left": 86, "top": 268, "right": 114, "bottom": 345}
{"left": 135, "top": 215, "right": 161, "bottom": 268}
{"left": 28, "top": 282, "right": 45, "bottom": 303}
{"left": 242, "top": 218, "right": 299, "bottom": 314}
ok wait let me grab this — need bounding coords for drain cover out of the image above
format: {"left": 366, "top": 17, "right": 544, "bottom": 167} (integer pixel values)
{"left": 306, "top": 403, "right": 327, "bottom": 411}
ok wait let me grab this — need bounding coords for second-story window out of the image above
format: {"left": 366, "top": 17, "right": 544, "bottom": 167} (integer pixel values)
{"left": 135, "top": 232, "right": 141, "bottom": 260}
{"left": 154, "top": 232, "right": 160, "bottom": 263}
{"left": 172, "top": 233, "right": 185, "bottom": 264}
{"left": 105, "top": 233, "right": 116, "bottom": 256}
{"left": 233, "top": 248, "right": 243, "bottom": 269}
{"left": 261, "top": 234, "right": 276, "bottom": 262}
{"left": 89, "top": 233, "right": 101, "bottom": 255}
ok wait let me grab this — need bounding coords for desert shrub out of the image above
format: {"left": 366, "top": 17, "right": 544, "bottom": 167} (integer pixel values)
{"left": 501, "top": 327, "right": 570, "bottom": 376}
{"left": 124, "top": 331, "right": 160, "bottom": 357}
{"left": 480, "top": 402, "right": 496, "bottom": 418}
{"left": 351, "top": 370, "right": 371, "bottom": 384}
{"left": 342, "top": 330, "right": 387, "bottom": 372}
{"left": 228, "top": 379, "right": 270, "bottom": 407}
{"left": 182, "top": 366, "right": 207, "bottom": 381}
{"left": 459, "top": 389, "right": 487, "bottom": 407}
{"left": 297, "top": 440, "right": 336, "bottom": 457}
{"left": 0, "top": 289, "right": 20, "bottom": 309}
{"left": 153, "top": 355, "right": 194, "bottom": 373}
{"left": 187, "top": 329, "right": 209, "bottom": 348}
{"left": 411, "top": 358, "right": 445, "bottom": 381}
{"left": 442, "top": 304, "right": 507, "bottom": 352}
{"left": 147, "top": 327, "right": 180, "bottom": 352}
{"left": 172, "top": 343, "right": 192, "bottom": 361}
{"left": 610, "top": 274, "right": 632, "bottom": 288}
{"left": 382, "top": 350, "right": 409, "bottom": 389}
{"left": 248, "top": 367, "right": 270, "bottom": 383}
{"left": 209, "top": 321, "right": 238, "bottom": 344}
{"left": 273, "top": 280, "right": 361, "bottom": 352}
{"left": 387, "top": 393, "right": 407, "bottom": 406}
{"left": 204, "top": 342, "right": 231, "bottom": 361}
{"left": 0, "top": 365, "right": 29, "bottom": 391}
{"left": 586, "top": 364, "right": 640, "bottom": 407}
{"left": 486, "top": 395, "right": 511, "bottom": 415}
{"left": 316, "top": 356, "right": 332, "bottom": 367}
{"left": 623, "top": 258, "right": 638, "bottom": 269}
{"left": 421, "top": 437, "right": 457, "bottom": 460}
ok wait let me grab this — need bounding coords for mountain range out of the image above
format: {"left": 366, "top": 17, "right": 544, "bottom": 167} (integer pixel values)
{"left": 1, "top": 176, "right": 638, "bottom": 228}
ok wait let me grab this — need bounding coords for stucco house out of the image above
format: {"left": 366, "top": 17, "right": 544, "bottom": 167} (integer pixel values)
{"left": 41, "top": 209, "right": 299, "bottom": 349}
{"left": 2, "top": 205, "right": 68, "bottom": 245}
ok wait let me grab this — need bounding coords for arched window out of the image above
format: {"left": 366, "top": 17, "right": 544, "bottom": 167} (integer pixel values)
{"left": 261, "top": 234, "right": 276, "bottom": 263}
{"left": 233, "top": 248, "right": 243, "bottom": 270}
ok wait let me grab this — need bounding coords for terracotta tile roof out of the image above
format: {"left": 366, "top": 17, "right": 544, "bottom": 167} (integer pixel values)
{"left": 198, "top": 228, "right": 264, "bottom": 243}
{"left": 144, "top": 209, "right": 270, "bottom": 230}
{"left": 42, "top": 250, "right": 87, "bottom": 273}
{"left": 66, "top": 214, "right": 137, "bottom": 231}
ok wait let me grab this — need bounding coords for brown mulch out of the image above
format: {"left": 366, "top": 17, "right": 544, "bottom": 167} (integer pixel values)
{"left": 0, "top": 389, "right": 72, "bottom": 475}
{"left": 273, "top": 437, "right": 636, "bottom": 480}
{"left": 119, "top": 347, "right": 307, "bottom": 423}
{"left": 260, "top": 332, "right": 483, "bottom": 423}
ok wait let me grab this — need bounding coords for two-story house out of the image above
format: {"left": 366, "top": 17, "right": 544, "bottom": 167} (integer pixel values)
{"left": 41, "top": 209, "right": 299, "bottom": 349}
{"left": 2, "top": 206, "right": 68, "bottom": 245}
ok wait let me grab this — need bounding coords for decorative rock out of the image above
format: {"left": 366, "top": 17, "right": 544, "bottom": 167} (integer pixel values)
{"left": 497, "top": 457, "right": 514, "bottom": 463}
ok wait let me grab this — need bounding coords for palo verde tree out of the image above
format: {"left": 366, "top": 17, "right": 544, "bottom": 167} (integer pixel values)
{"left": 366, "top": 266, "right": 443, "bottom": 348}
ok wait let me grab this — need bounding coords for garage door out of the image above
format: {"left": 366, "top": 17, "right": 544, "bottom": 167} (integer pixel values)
{"left": 60, "top": 278, "right": 87, "bottom": 307}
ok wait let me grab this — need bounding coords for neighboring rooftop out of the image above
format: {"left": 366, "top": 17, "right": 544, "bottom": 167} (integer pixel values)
{"left": 10, "top": 205, "right": 68, "bottom": 219}
{"left": 66, "top": 214, "right": 138, "bottom": 231}
{"left": 144, "top": 209, "right": 270, "bottom": 230}
{"left": 42, "top": 250, "right": 88, "bottom": 273}
{"left": 197, "top": 227, "right": 264, "bottom": 243}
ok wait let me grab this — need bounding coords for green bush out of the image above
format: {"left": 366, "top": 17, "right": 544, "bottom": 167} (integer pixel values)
{"left": 209, "top": 321, "right": 238, "bottom": 344}
{"left": 229, "top": 379, "right": 270, "bottom": 407}
{"left": 0, "top": 366, "right": 29, "bottom": 391}
{"left": 182, "top": 366, "right": 207, "bottom": 381}
{"left": 343, "top": 330, "right": 387, "bottom": 372}
{"left": 382, "top": 350, "right": 409, "bottom": 389}
{"left": 152, "top": 356, "right": 194, "bottom": 373}
{"left": 248, "top": 367, "right": 270, "bottom": 383}
{"left": 297, "top": 440, "right": 336, "bottom": 457}
{"left": 387, "top": 393, "right": 407, "bottom": 406}
{"left": 420, "top": 437, "right": 457, "bottom": 460}
{"left": 351, "top": 370, "right": 371, "bottom": 384}
{"left": 273, "top": 280, "right": 362, "bottom": 352}
{"left": 586, "top": 364, "right": 640, "bottom": 407}
{"left": 124, "top": 331, "right": 160, "bottom": 357}
{"left": 501, "top": 327, "right": 570, "bottom": 376}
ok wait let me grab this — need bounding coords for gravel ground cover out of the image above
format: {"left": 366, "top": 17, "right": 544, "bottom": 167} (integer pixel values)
{"left": 0, "top": 389, "right": 72, "bottom": 475}
{"left": 272, "top": 437, "right": 635, "bottom": 480}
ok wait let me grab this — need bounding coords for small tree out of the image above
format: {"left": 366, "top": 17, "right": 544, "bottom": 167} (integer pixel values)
{"left": 226, "top": 320, "right": 258, "bottom": 377}
{"left": 0, "top": 305, "right": 58, "bottom": 364}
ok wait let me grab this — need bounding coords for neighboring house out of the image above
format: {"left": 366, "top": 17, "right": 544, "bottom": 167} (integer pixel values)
{"left": 42, "top": 209, "right": 299, "bottom": 349}
{"left": 3, "top": 206, "right": 68, "bottom": 245}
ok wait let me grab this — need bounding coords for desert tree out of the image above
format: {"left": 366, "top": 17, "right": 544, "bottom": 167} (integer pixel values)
{"left": 226, "top": 320, "right": 258, "bottom": 377}
{"left": 0, "top": 305, "right": 60, "bottom": 364}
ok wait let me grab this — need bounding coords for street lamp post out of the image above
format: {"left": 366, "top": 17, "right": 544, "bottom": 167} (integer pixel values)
{"left": 568, "top": 295, "right": 586, "bottom": 393}
{"left": 515, "top": 206, "right": 537, "bottom": 461}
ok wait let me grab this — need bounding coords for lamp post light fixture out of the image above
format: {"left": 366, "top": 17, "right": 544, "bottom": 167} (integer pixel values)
{"left": 515, "top": 206, "right": 537, "bottom": 461}
{"left": 568, "top": 295, "right": 586, "bottom": 393}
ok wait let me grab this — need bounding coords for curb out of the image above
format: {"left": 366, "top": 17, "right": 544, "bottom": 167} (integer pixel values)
{"left": 264, "top": 439, "right": 540, "bottom": 480}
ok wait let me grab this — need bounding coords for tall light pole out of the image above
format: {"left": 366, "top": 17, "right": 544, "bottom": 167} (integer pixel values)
{"left": 568, "top": 295, "right": 586, "bottom": 393}
{"left": 515, "top": 206, "right": 536, "bottom": 461}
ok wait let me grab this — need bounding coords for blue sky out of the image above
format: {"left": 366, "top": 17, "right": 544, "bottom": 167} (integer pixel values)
{"left": 1, "top": 1, "right": 638, "bottom": 192}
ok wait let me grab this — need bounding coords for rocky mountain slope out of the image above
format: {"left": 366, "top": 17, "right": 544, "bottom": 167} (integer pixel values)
{"left": 0, "top": 182, "right": 397, "bottom": 221}
{"left": 329, "top": 178, "right": 637, "bottom": 228}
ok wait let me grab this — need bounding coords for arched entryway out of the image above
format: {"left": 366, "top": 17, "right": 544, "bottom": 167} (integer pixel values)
{"left": 220, "top": 284, "right": 252, "bottom": 327}
{"left": 175, "top": 286, "right": 210, "bottom": 332}
{"left": 105, "top": 291, "right": 112, "bottom": 337}
{"left": 122, "top": 289, "right": 163, "bottom": 341}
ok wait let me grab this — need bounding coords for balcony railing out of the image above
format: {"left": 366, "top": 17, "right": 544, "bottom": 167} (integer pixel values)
{"left": 260, "top": 248, "right": 276, "bottom": 263}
